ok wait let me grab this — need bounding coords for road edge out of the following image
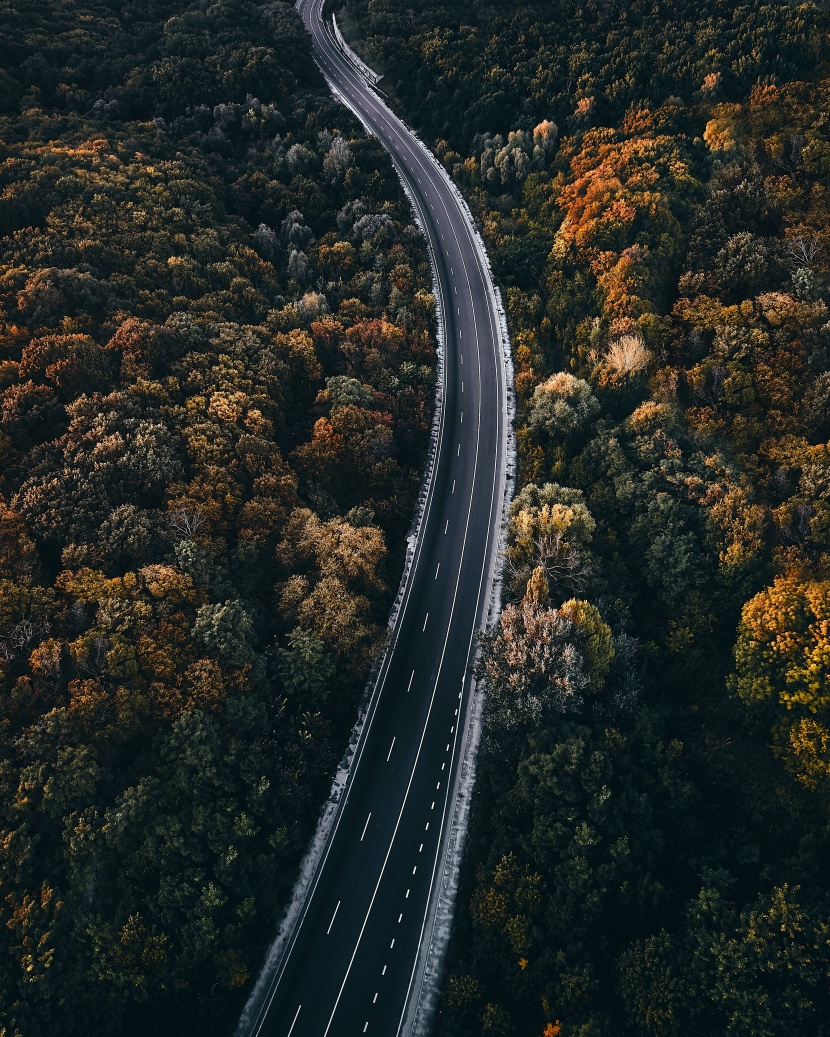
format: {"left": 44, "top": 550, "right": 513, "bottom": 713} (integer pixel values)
{"left": 320, "top": 18, "right": 518, "bottom": 1037}
{"left": 234, "top": 11, "right": 450, "bottom": 1036}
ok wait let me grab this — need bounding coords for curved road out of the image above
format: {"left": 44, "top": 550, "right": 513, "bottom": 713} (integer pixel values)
{"left": 241, "top": 4, "right": 510, "bottom": 1034}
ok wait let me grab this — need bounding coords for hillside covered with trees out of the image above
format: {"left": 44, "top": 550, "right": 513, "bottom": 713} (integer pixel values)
{"left": 339, "top": 0, "right": 830, "bottom": 1034}
{"left": 0, "top": 1, "right": 437, "bottom": 1033}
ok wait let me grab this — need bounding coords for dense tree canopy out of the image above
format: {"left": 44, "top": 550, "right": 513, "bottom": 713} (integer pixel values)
{"left": 0, "top": 0, "right": 436, "bottom": 1033}
{"left": 340, "top": 0, "right": 830, "bottom": 1033}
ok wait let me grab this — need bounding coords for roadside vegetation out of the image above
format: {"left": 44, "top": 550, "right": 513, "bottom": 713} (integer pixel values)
{"left": 0, "top": 1, "right": 436, "bottom": 1032}
{"left": 339, "top": 0, "right": 830, "bottom": 1033}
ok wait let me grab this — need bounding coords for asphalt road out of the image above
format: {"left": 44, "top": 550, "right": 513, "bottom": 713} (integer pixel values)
{"left": 244, "top": 4, "right": 510, "bottom": 1034}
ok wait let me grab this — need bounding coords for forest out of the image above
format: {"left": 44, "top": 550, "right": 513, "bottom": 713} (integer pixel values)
{"left": 0, "top": 0, "right": 437, "bottom": 1033}
{"left": 337, "top": 0, "right": 830, "bottom": 1034}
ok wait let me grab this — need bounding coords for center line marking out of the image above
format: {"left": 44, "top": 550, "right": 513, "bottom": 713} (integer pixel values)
{"left": 435, "top": 563, "right": 440, "bottom": 579}
{"left": 360, "top": 813, "right": 371, "bottom": 841}
{"left": 422, "top": 613, "right": 429, "bottom": 631}
{"left": 327, "top": 902, "right": 340, "bottom": 934}
{"left": 387, "top": 737, "right": 396, "bottom": 762}
{"left": 287, "top": 1006, "right": 302, "bottom": 1037}
{"left": 407, "top": 670, "right": 414, "bottom": 693}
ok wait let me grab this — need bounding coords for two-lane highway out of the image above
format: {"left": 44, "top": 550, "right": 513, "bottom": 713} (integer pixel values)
{"left": 238, "top": 3, "right": 511, "bottom": 1034}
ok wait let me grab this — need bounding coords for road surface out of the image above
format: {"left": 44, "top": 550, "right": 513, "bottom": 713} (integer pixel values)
{"left": 240, "top": 3, "right": 510, "bottom": 1034}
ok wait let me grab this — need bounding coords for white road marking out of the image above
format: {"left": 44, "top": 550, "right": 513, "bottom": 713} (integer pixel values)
{"left": 308, "top": 27, "right": 507, "bottom": 1037}
{"left": 360, "top": 813, "right": 371, "bottom": 841}
{"left": 287, "top": 1006, "right": 302, "bottom": 1037}
{"left": 462, "top": 381, "right": 464, "bottom": 392}
{"left": 382, "top": 965, "right": 387, "bottom": 975}
{"left": 422, "top": 613, "right": 429, "bottom": 631}
{"left": 327, "top": 901, "right": 340, "bottom": 934}
{"left": 431, "top": 801, "right": 435, "bottom": 809}
{"left": 387, "top": 737, "right": 396, "bottom": 762}
{"left": 363, "top": 1024, "right": 368, "bottom": 1033}
{"left": 406, "top": 889, "right": 410, "bottom": 898}
{"left": 446, "top": 744, "right": 450, "bottom": 752}
{"left": 407, "top": 670, "right": 414, "bottom": 693}
{"left": 442, "top": 762, "right": 445, "bottom": 770}
{"left": 436, "top": 782, "right": 440, "bottom": 790}
{"left": 412, "top": 865, "right": 417, "bottom": 875}
{"left": 457, "top": 443, "right": 460, "bottom": 456}
{"left": 373, "top": 993, "right": 378, "bottom": 1003}
{"left": 451, "top": 725, "right": 455, "bottom": 733}
{"left": 461, "top": 411, "right": 463, "bottom": 423}
{"left": 398, "top": 913, "right": 403, "bottom": 923}
{"left": 435, "top": 563, "right": 440, "bottom": 580}
{"left": 419, "top": 843, "right": 423, "bottom": 852}
{"left": 425, "top": 822, "right": 429, "bottom": 830}
{"left": 391, "top": 938, "right": 395, "bottom": 948}
{"left": 452, "top": 480, "right": 455, "bottom": 493}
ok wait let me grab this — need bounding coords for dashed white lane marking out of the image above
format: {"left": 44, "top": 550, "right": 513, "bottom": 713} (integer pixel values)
{"left": 406, "top": 889, "right": 410, "bottom": 899}
{"left": 457, "top": 306, "right": 460, "bottom": 315}
{"left": 457, "top": 443, "right": 460, "bottom": 456}
{"left": 412, "top": 865, "right": 417, "bottom": 875}
{"left": 287, "top": 1005, "right": 302, "bottom": 1037}
{"left": 431, "top": 801, "right": 435, "bottom": 809}
{"left": 386, "top": 737, "right": 396, "bottom": 762}
{"left": 390, "top": 938, "right": 396, "bottom": 948}
{"left": 442, "top": 762, "right": 446, "bottom": 770}
{"left": 360, "top": 813, "right": 372, "bottom": 842}
{"left": 425, "top": 822, "right": 430, "bottom": 831}
{"left": 373, "top": 993, "right": 378, "bottom": 1004}
{"left": 459, "top": 328, "right": 462, "bottom": 338}
{"left": 363, "top": 1023, "right": 368, "bottom": 1033}
{"left": 419, "top": 843, "right": 423, "bottom": 852}
{"left": 446, "top": 744, "right": 450, "bottom": 752}
{"left": 462, "top": 381, "right": 464, "bottom": 393}
{"left": 326, "top": 902, "right": 340, "bottom": 934}
{"left": 436, "top": 781, "right": 441, "bottom": 790}
{"left": 422, "top": 613, "right": 429, "bottom": 631}
{"left": 313, "top": 28, "right": 505, "bottom": 1029}
{"left": 451, "top": 725, "right": 455, "bottom": 733}
{"left": 461, "top": 411, "right": 463, "bottom": 423}
{"left": 407, "top": 670, "right": 414, "bottom": 693}
{"left": 382, "top": 965, "right": 387, "bottom": 975}
{"left": 444, "top": 519, "right": 449, "bottom": 534}
{"left": 461, "top": 354, "right": 464, "bottom": 363}
{"left": 452, "top": 480, "right": 456, "bottom": 493}
{"left": 435, "top": 563, "right": 440, "bottom": 580}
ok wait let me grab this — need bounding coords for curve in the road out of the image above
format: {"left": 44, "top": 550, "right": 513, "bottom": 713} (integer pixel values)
{"left": 237, "top": 5, "right": 514, "bottom": 1036}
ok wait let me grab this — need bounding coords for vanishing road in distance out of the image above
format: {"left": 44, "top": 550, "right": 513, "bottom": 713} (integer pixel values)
{"left": 241, "top": 2, "right": 511, "bottom": 1033}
